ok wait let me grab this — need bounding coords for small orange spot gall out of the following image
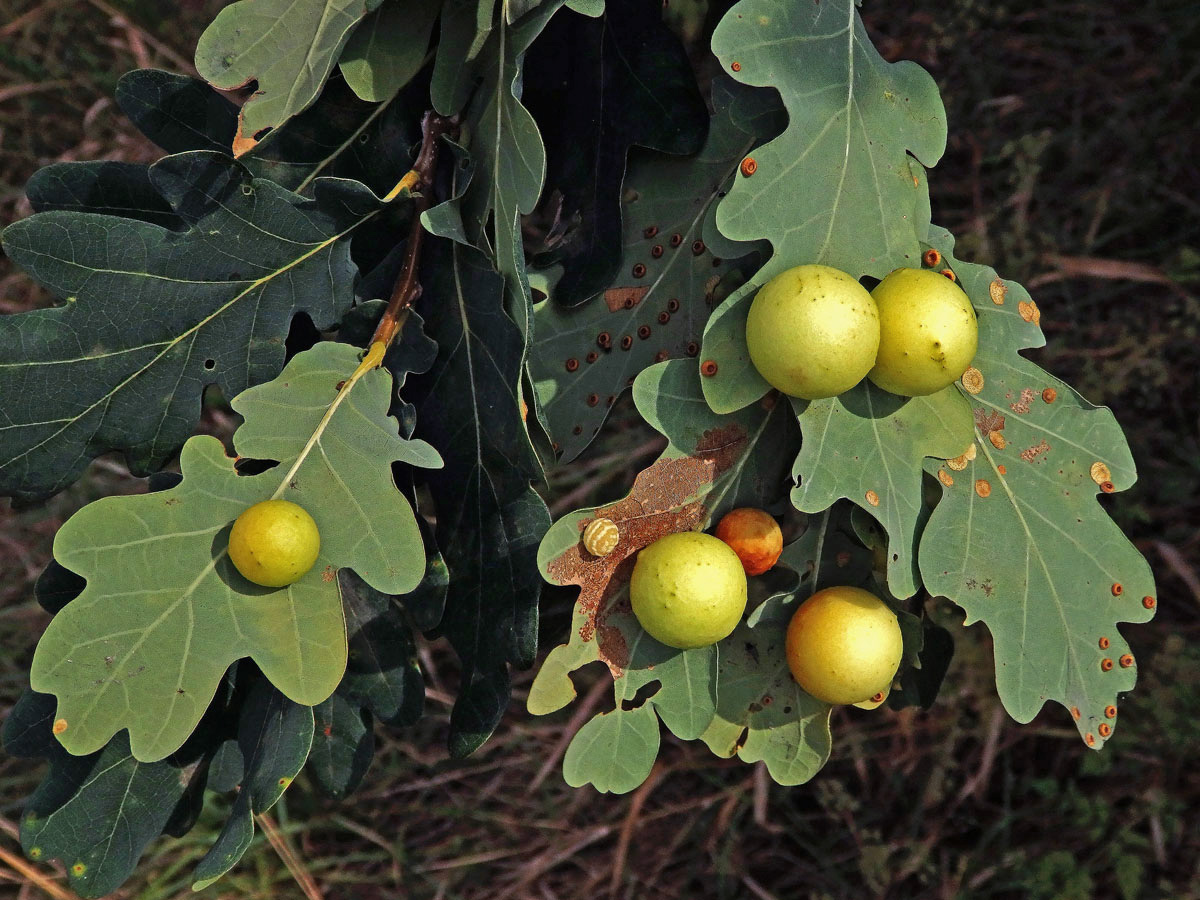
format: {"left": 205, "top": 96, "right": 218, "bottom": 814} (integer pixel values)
{"left": 323, "top": 724, "right": 333, "bottom": 737}
{"left": 586, "top": 351, "right": 598, "bottom": 363}
{"left": 686, "top": 341, "right": 699, "bottom": 357}
{"left": 961, "top": 367, "right": 984, "bottom": 394}
{"left": 643, "top": 225, "right": 658, "bottom": 238}
{"left": 651, "top": 244, "right": 664, "bottom": 258}
{"left": 731, "top": 61, "right": 742, "bottom": 72}
{"left": 1119, "top": 654, "right": 1134, "bottom": 668}
{"left": 997, "top": 464, "right": 1007, "bottom": 475}
{"left": 669, "top": 233, "right": 683, "bottom": 248}
{"left": 1042, "top": 388, "right": 1057, "bottom": 403}
{"left": 632, "top": 263, "right": 647, "bottom": 278}
{"left": 740, "top": 157, "right": 757, "bottom": 177}
{"left": 692, "top": 239, "right": 706, "bottom": 255}
{"left": 871, "top": 691, "right": 885, "bottom": 703}
{"left": 989, "top": 279, "right": 1007, "bottom": 304}
{"left": 922, "top": 248, "right": 941, "bottom": 267}
{"left": 1142, "top": 595, "right": 1155, "bottom": 609}
{"left": 1098, "top": 723, "right": 1112, "bottom": 737}
{"left": 1104, "top": 705, "right": 1117, "bottom": 718}
{"left": 701, "top": 360, "right": 719, "bottom": 376}
{"left": 1071, "top": 706, "right": 1081, "bottom": 720}
{"left": 620, "top": 335, "right": 633, "bottom": 350}
{"left": 72, "top": 863, "right": 86, "bottom": 876}
{"left": 638, "top": 325, "right": 651, "bottom": 339}
{"left": 1111, "top": 582, "right": 1123, "bottom": 596}
{"left": 940, "top": 268, "right": 956, "bottom": 282}
{"left": 565, "top": 358, "right": 579, "bottom": 372}
{"left": 1098, "top": 636, "right": 1110, "bottom": 649}
{"left": 975, "top": 479, "right": 992, "bottom": 498}
{"left": 1085, "top": 732, "right": 1096, "bottom": 746}
{"left": 597, "top": 332, "right": 612, "bottom": 349}
{"left": 582, "top": 518, "right": 620, "bottom": 557}
{"left": 52, "top": 718, "right": 68, "bottom": 735}
{"left": 1101, "top": 658, "right": 1114, "bottom": 672}
{"left": 865, "top": 489, "right": 880, "bottom": 507}
{"left": 667, "top": 298, "right": 680, "bottom": 312}
{"left": 1101, "top": 481, "right": 1115, "bottom": 493}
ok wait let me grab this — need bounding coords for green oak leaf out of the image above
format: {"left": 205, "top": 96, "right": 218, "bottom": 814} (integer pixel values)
{"left": 24, "top": 160, "right": 180, "bottom": 227}
{"left": 523, "top": 0, "right": 709, "bottom": 306}
{"left": 430, "top": 0, "right": 497, "bottom": 116}
{"left": 0, "top": 151, "right": 389, "bottom": 502}
{"left": 790, "top": 383, "right": 974, "bottom": 599}
{"left": 410, "top": 239, "right": 550, "bottom": 757}
{"left": 194, "top": 0, "right": 384, "bottom": 152}
{"left": 701, "top": 0, "right": 945, "bottom": 413}
{"left": 3, "top": 691, "right": 207, "bottom": 899}
{"left": 309, "top": 691, "right": 374, "bottom": 799}
{"left": 529, "top": 359, "right": 803, "bottom": 792}
{"left": 562, "top": 703, "right": 660, "bottom": 794}
{"left": 529, "top": 79, "right": 767, "bottom": 460}
{"left": 192, "top": 680, "right": 314, "bottom": 889}
{"left": 340, "top": 0, "right": 441, "bottom": 102}
{"left": 115, "top": 68, "right": 239, "bottom": 156}
{"left": 30, "top": 341, "right": 441, "bottom": 762}
{"left": 917, "top": 227, "right": 1156, "bottom": 748}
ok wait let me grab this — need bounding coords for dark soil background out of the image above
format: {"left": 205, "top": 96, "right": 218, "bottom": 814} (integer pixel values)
{"left": 1, "top": 1, "right": 1198, "bottom": 898}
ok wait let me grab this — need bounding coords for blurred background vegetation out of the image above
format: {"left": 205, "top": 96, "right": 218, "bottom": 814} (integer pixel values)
{"left": 1, "top": 0, "right": 1197, "bottom": 897}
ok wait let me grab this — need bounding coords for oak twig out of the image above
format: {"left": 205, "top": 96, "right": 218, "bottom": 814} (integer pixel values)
{"left": 370, "top": 111, "right": 457, "bottom": 350}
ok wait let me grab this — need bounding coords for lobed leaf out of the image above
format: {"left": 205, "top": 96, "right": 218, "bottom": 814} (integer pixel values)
{"left": 30, "top": 342, "right": 440, "bottom": 761}
{"left": 0, "top": 151, "right": 387, "bottom": 502}
{"left": 523, "top": 0, "right": 708, "bottom": 306}
{"left": 791, "top": 383, "right": 974, "bottom": 598}
{"left": 194, "top": 0, "right": 384, "bottom": 153}
{"left": 340, "top": 0, "right": 441, "bottom": 103}
{"left": 917, "top": 227, "right": 1156, "bottom": 747}
{"left": 701, "top": 0, "right": 945, "bottom": 413}
{"left": 529, "top": 79, "right": 768, "bottom": 460}
{"left": 410, "top": 239, "right": 550, "bottom": 756}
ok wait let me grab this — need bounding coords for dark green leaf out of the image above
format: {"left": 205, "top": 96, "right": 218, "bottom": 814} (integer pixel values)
{"left": 430, "top": 0, "right": 496, "bottom": 116}
{"left": 192, "top": 680, "right": 314, "bottom": 889}
{"left": 115, "top": 69, "right": 238, "bottom": 155}
{"left": 25, "top": 161, "right": 180, "bottom": 227}
{"left": 309, "top": 692, "right": 374, "bottom": 799}
{"left": 0, "top": 151, "right": 385, "bottom": 501}
{"left": 524, "top": 0, "right": 708, "bottom": 306}
{"left": 339, "top": 571, "right": 425, "bottom": 727}
{"left": 4, "top": 692, "right": 204, "bottom": 899}
{"left": 411, "top": 239, "right": 550, "bottom": 757}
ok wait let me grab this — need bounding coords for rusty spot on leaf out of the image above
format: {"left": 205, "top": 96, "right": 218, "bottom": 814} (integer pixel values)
{"left": 1018, "top": 299, "right": 1041, "bottom": 325}
{"left": 545, "top": 452, "right": 729, "bottom": 676}
{"left": 604, "top": 287, "right": 648, "bottom": 312}
{"left": 52, "top": 718, "right": 68, "bottom": 735}
{"left": 1010, "top": 388, "right": 1036, "bottom": 414}
{"left": 1085, "top": 732, "right": 1096, "bottom": 746}
{"left": 1041, "top": 387, "right": 1057, "bottom": 403}
{"left": 975, "top": 479, "right": 992, "bottom": 498}
{"left": 938, "top": 469, "right": 954, "bottom": 487}
{"left": 961, "top": 367, "right": 984, "bottom": 394}
{"left": 989, "top": 279, "right": 1007, "bottom": 305}
{"left": 997, "top": 464, "right": 1007, "bottom": 475}
{"left": 974, "top": 409, "right": 1005, "bottom": 434}
{"left": 1071, "top": 706, "right": 1081, "bottom": 720}
{"left": 1090, "top": 461, "right": 1112, "bottom": 485}
{"left": 865, "top": 490, "right": 880, "bottom": 507}
{"left": 1020, "top": 440, "right": 1050, "bottom": 463}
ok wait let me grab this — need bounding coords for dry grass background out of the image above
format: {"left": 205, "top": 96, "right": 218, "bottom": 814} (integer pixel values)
{"left": 1, "top": 1, "right": 1198, "bottom": 898}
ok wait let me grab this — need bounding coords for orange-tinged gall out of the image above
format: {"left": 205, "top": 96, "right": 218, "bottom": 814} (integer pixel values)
{"left": 630, "top": 532, "right": 747, "bottom": 649}
{"left": 868, "top": 267, "right": 979, "bottom": 396}
{"left": 745, "top": 264, "right": 880, "bottom": 399}
{"left": 715, "top": 508, "right": 783, "bottom": 576}
{"left": 785, "top": 586, "right": 903, "bottom": 705}
{"left": 228, "top": 499, "right": 321, "bottom": 588}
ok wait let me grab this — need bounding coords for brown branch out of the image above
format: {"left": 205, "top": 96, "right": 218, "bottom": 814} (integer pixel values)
{"left": 370, "top": 111, "right": 456, "bottom": 349}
